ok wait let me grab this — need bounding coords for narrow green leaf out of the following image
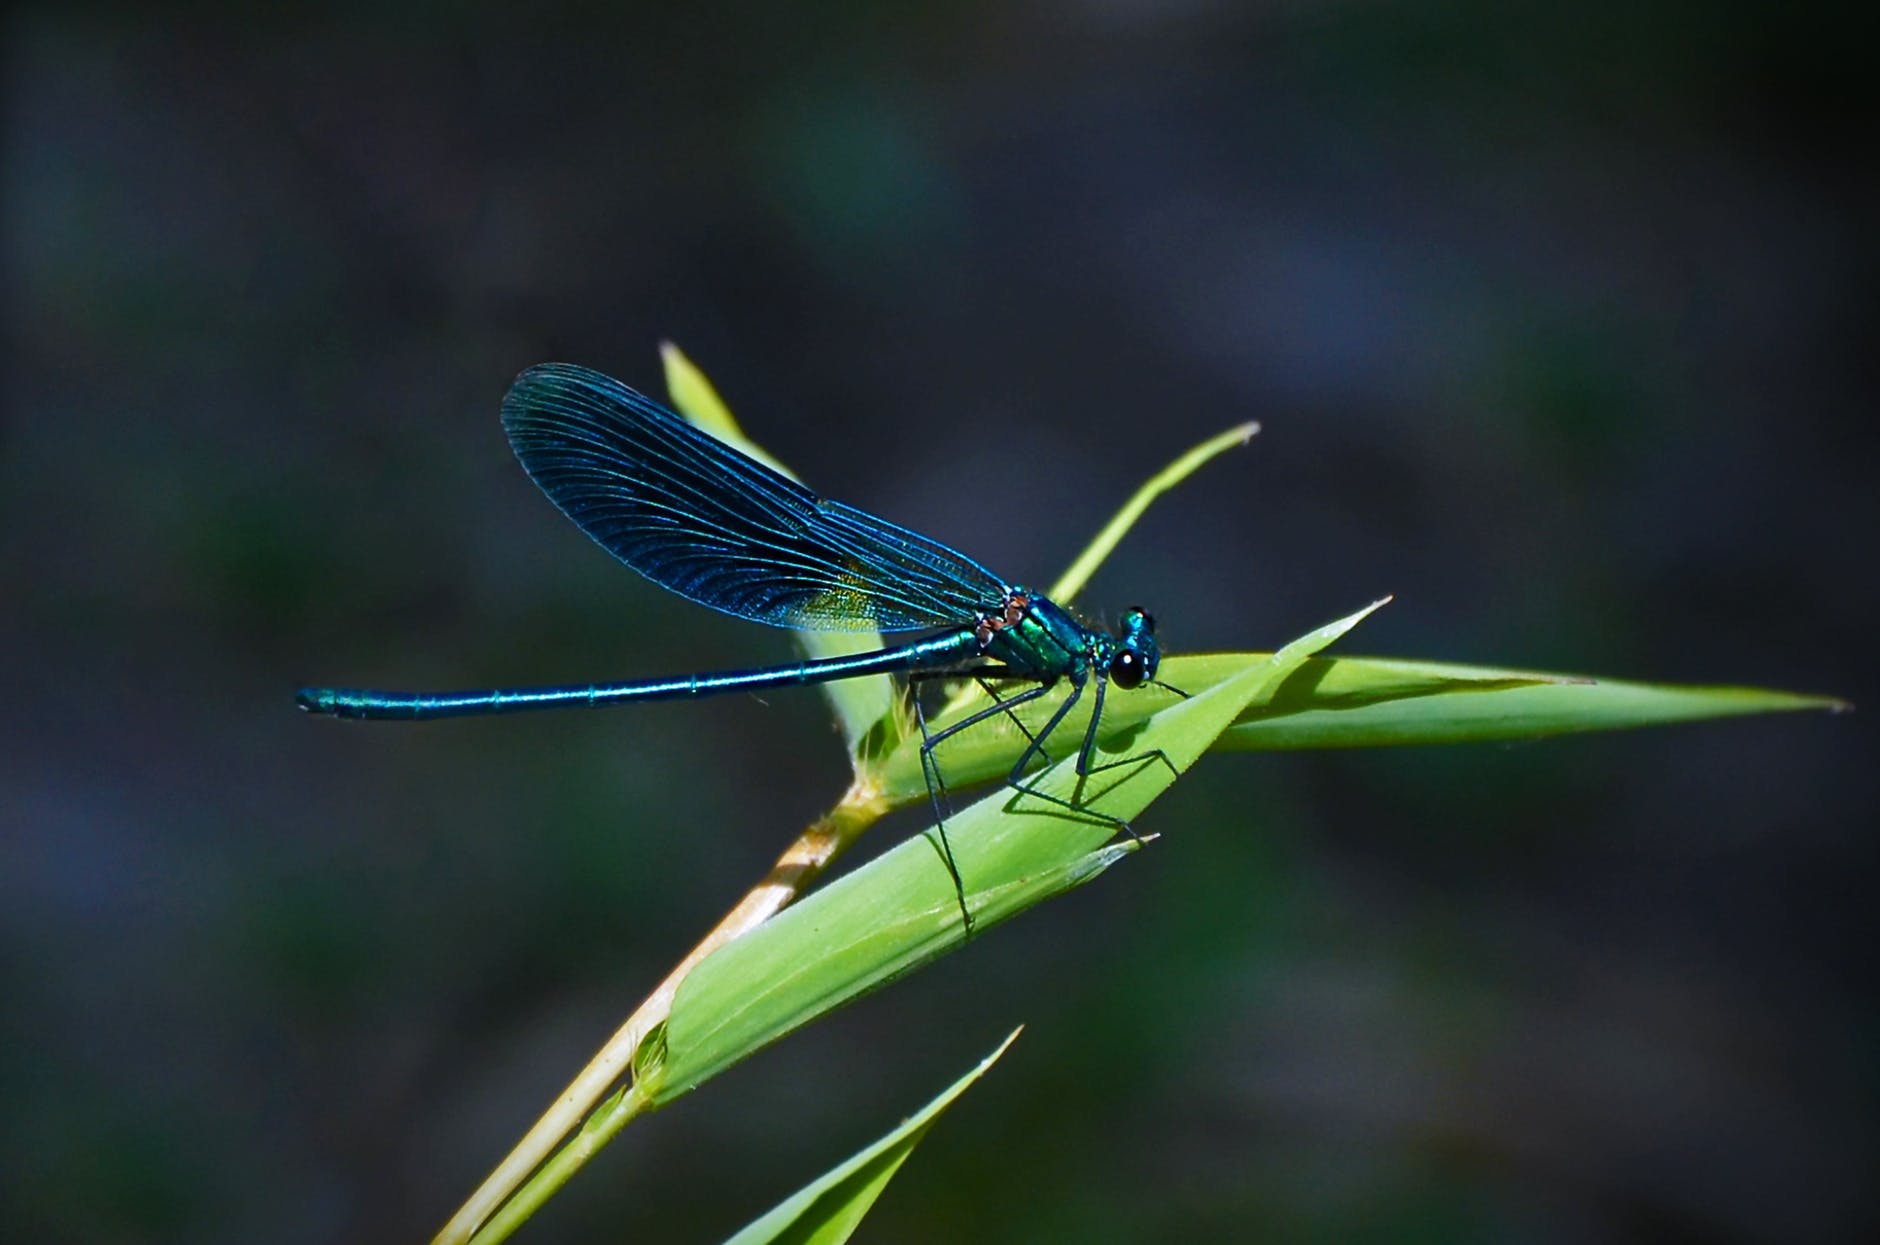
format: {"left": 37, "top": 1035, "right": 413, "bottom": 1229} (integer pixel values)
{"left": 724, "top": 1029, "right": 1023, "bottom": 1245}
{"left": 929, "top": 420, "right": 1259, "bottom": 725}
{"left": 659, "top": 342, "right": 897, "bottom": 757}
{"left": 648, "top": 601, "right": 1385, "bottom": 1103}
{"left": 659, "top": 341, "right": 794, "bottom": 472}
{"left": 1199, "top": 653, "right": 1846, "bottom": 750}
{"left": 1047, "top": 420, "right": 1260, "bottom": 606}
{"left": 875, "top": 648, "right": 1840, "bottom": 804}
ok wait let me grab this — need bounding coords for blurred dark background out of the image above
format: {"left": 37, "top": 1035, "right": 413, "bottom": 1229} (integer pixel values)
{"left": 4, "top": 3, "right": 1873, "bottom": 1242}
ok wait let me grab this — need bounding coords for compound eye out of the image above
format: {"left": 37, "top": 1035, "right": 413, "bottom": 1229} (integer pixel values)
{"left": 1110, "top": 649, "right": 1146, "bottom": 689}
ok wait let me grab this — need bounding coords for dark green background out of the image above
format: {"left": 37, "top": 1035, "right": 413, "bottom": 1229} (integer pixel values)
{"left": 5, "top": 4, "right": 1872, "bottom": 1242}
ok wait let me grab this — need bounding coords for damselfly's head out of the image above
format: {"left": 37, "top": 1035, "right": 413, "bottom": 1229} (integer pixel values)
{"left": 1107, "top": 607, "right": 1160, "bottom": 689}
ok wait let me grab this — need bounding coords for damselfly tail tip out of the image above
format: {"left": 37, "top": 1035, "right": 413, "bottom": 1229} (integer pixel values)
{"left": 295, "top": 687, "right": 333, "bottom": 715}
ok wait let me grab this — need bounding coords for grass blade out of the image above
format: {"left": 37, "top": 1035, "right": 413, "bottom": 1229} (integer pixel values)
{"left": 1197, "top": 653, "right": 1847, "bottom": 750}
{"left": 875, "top": 650, "right": 1841, "bottom": 804}
{"left": 1047, "top": 421, "right": 1260, "bottom": 605}
{"left": 723, "top": 1029, "right": 1023, "bottom": 1245}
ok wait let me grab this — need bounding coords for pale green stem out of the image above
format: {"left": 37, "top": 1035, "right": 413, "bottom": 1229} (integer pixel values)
{"left": 468, "top": 1083, "right": 654, "bottom": 1245}
{"left": 433, "top": 781, "right": 890, "bottom": 1245}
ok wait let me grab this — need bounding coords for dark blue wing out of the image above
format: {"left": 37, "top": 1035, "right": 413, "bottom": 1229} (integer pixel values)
{"left": 499, "top": 363, "right": 1012, "bottom": 632}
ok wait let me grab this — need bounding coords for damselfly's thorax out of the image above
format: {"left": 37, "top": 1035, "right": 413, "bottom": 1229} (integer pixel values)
{"left": 975, "top": 590, "right": 1160, "bottom": 689}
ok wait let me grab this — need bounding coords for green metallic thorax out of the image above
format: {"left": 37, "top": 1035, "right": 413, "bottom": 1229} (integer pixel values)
{"left": 982, "top": 590, "right": 1109, "bottom": 684}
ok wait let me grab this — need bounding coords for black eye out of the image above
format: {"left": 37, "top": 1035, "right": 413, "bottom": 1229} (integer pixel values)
{"left": 1111, "top": 649, "right": 1146, "bottom": 689}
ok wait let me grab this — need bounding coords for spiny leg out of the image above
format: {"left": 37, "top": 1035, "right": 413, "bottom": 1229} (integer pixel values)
{"left": 1007, "top": 672, "right": 1084, "bottom": 782}
{"left": 908, "top": 667, "right": 1053, "bottom": 768}
{"left": 914, "top": 676, "right": 1057, "bottom": 816}
{"left": 908, "top": 671, "right": 1054, "bottom": 932}
{"left": 1008, "top": 676, "right": 1178, "bottom": 843}
{"left": 908, "top": 666, "right": 1054, "bottom": 827}
{"left": 997, "top": 675, "right": 1130, "bottom": 830}
{"left": 1075, "top": 670, "right": 1108, "bottom": 775}
{"left": 1073, "top": 673, "right": 1181, "bottom": 793}
{"left": 909, "top": 692, "right": 970, "bottom": 930}
{"left": 975, "top": 676, "right": 1048, "bottom": 759}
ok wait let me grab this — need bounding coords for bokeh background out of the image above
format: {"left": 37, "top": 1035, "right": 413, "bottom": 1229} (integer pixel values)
{"left": 5, "top": 4, "right": 1873, "bottom": 1242}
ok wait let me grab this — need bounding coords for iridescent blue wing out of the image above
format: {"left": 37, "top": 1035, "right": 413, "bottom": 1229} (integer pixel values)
{"left": 500, "top": 363, "right": 1012, "bottom": 632}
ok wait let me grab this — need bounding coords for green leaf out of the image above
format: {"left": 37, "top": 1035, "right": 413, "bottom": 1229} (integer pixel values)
{"left": 660, "top": 342, "right": 897, "bottom": 758}
{"left": 1198, "top": 653, "right": 1846, "bottom": 750}
{"left": 724, "top": 1029, "right": 1023, "bottom": 1245}
{"left": 873, "top": 650, "right": 1841, "bottom": 805}
{"left": 647, "top": 601, "right": 1387, "bottom": 1103}
{"left": 659, "top": 341, "right": 789, "bottom": 472}
{"left": 931, "top": 419, "right": 1262, "bottom": 724}
{"left": 1047, "top": 420, "right": 1260, "bottom": 606}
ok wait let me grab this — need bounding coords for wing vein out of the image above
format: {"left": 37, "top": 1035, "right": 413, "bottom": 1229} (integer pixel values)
{"left": 499, "top": 364, "right": 1012, "bottom": 632}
